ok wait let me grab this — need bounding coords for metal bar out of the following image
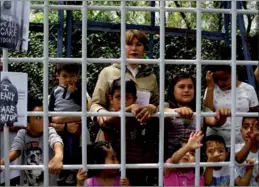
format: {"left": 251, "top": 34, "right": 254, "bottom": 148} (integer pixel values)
{"left": 3, "top": 48, "right": 10, "bottom": 186}
{"left": 2, "top": 161, "right": 258, "bottom": 170}
{"left": 57, "top": 1, "right": 64, "bottom": 57}
{"left": 43, "top": 0, "right": 49, "bottom": 186}
{"left": 230, "top": 1, "right": 237, "bottom": 186}
{"left": 28, "top": 5, "right": 259, "bottom": 15}
{"left": 25, "top": 111, "right": 259, "bottom": 118}
{"left": 195, "top": 0, "right": 201, "bottom": 186}
{"left": 3, "top": 57, "right": 259, "bottom": 65}
{"left": 120, "top": 0, "right": 126, "bottom": 179}
{"left": 81, "top": 0, "right": 88, "bottom": 172}
{"left": 158, "top": 0, "right": 165, "bottom": 186}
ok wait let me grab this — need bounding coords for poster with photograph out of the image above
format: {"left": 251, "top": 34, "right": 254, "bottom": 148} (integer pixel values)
{"left": 0, "top": 72, "right": 28, "bottom": 127}
{"left": 0, "top": 1, "right": 30, "bottom": 52}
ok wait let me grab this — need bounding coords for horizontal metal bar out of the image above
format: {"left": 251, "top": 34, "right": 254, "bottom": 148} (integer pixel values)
{"left": 1, "top": 161, "right": 257, "bottom": 170}
{"left": 28, "top": 111, "right": 259, "bottom": 117}
{"left": 3, "top": 58, "right": 259, "bottom": 66}
{"left": 29, "top": 5, "right": 259, "bottom": 15}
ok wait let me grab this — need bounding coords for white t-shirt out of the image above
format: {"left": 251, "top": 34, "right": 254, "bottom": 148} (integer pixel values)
{"left": 212, "top": 166, "right": 231, "bottom": 186}
{"left": 235, "top": 143, "right": 259, "bottom": 186}
{"left": 204, "top": 82, "right": 258, "bottom": 147}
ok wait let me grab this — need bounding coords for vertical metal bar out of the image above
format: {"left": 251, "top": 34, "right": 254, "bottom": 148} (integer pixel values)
{"left": 3, "top": 48, "right": 10, "bottom": 186}
{"left": 195, "top": 0, "right": 202, "bottom": 186}
{"left": 230, "top": 1, "right": 237, "bottom": 186}
{"left": 81, "top": 0, "right": 88, "bottom": 171}
{"left": 43, "top": 0, "right": 49, "bottom": 186}
{"left": 158, "top": 0, "right": 165, "bottom": 186}
{"left": 66, "top": 10, "right": 73, "bottom": 57}
{"left": 57, "top": 1, "right": 64, "bottom": 57}
{"left": 120, "top": 0, "right": 126, "bottom": 179}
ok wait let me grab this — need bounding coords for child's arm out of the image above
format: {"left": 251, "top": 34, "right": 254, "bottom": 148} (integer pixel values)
{"left": 204, "top": 71, "right": 215, "bottom": 111}
{"left": 235, "top": 142, "right": 252, "bottom": 164}
{"left": 76, "top": 169, "right": 88, "bottom": 186}
{"left": 205, "top": 108, "right": 231, "bottom": 127}
{"left": 235, "top": 159, "right": 254, "bottom": 186}
{"left": 51, "top": 116, "right": 81, "bottom": 124}
{"left": 0, "top": 150, "right": 20, "bottom": 166}
{"left": 164, "top": 131, "right": 203, "bottom": 177}
{"left": 48, "top": 142, "right": 63, "bottom": 175}
{"left": 204, "top": 167, "right": 214, "bottom": 186}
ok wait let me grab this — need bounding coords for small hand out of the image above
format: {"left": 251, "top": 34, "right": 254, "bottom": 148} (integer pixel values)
{"left": 120, "top": 177, "right": 130, "bottom": 186}
{"left": 48, "top": 155, "right": 63, "bottom": 175}
{"left": 206, "top": 71, "right": 214, "bottom": 88}
{"left": 186, "top": 131, "right": 204, "bottom": 151}
{"left": 245, "top": 159, "right": 255, "bottom": 170}
{"left": 67, "top": 122, "right": 80, "bottom": 134}
{"left": 67, "top": 83, "right": 77, "bottom": 93}
{"left": 175, "top": 107, "right": 194, "bottom": 120}
{"left": 76, "top": 168, "right": 88, "bottom": 186}
{"left": 215, "top": 108, "right": 231, "bottom": 124}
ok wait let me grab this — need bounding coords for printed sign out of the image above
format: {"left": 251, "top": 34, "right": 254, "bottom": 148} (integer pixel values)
{"left": 0, "top": 72, "right": 28, "bottom": 127}
{"left": 0, "top": 1, "right": 30, "bottom": 51}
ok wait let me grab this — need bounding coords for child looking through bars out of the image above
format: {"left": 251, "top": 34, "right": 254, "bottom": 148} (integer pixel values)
{"left": 48, "top": 63, "right": 92, "bottom": 186}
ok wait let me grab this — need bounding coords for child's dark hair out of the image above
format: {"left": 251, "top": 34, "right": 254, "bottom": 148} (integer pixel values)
{"left": 55, "top": 63, "right": 80, "bottom": 74}
{"left": 167, "top": 73, "right": 196, "bottom": 110}
{"left": 204, "top": 135, "right": 227, "bottom": 151}
{"left": 109, "top": 78, "right": 137, "bottom": 98}
{"left": 27, "top": 96, "right": 43, "bottom": 122}
{"left": 87, "top": 141, "right": 114, "bottom": 177}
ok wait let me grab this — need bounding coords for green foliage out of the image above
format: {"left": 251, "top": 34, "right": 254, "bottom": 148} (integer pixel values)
{"left": 5, "top": 1, "right": 258, "bottom": 100}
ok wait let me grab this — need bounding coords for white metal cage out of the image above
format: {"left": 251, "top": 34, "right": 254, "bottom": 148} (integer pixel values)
{"left": 0, "top": 0, "right": 259, "bottom": 186}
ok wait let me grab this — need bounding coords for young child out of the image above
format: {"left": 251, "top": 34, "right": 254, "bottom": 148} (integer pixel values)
{"left": 48, "top": 63, "right": 92, "bottom": 186}
{"left": 101, "top": 78, "right": 158, "bottom": 185}
{"left": 235, "top": 116, "right": 258, "bottom": 186}
{"left": 164, "top": 131, "right": 205, "bottom": 186}
{"left": 0, "top": 97, "right": 64, "bottom": 186}
{"left": 204, "top": 134, "right": 253, "bottom": 186}
{"left": 76, "top": 141, "right": 130, "bottom": 186}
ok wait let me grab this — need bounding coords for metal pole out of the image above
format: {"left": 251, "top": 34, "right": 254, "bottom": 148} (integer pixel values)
{"left": 43, "top": 0, "right": 49, "bottom": 186}
{"left": 195, "top": 0, "right": 202, "bottom": 186}
{"left": 81, "top": 0, "right": 88, "bottom": 172}
{"left": 3, "top": 48, "right": 10, "bottom": 186}
{"left": 158, "top": 0, "right": 165, "bottom": 186}
{"left": 57, "top": 1, "right": 64, "bottom": 57}
{"left": 120, "top": 0, "right": 126, "bottom": 179}
{"left": 230, "top": 1, "right": 237, "bottom": 186}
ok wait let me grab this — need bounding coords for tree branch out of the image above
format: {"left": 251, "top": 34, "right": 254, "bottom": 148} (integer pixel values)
{"left": 174, "top": 1, "right": 191, "bottom": 29}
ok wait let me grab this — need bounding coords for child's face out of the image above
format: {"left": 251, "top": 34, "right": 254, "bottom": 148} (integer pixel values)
{"left": 56, "top": 70, "right": 78, "bottom": 87}
{"left": 110, "top": 89, "right": 136, "bottom": 111}
{"left": 104, "top": 146, "right": 119, "bottom": 174}
{"left": 180, "top": 143, "right": 195, "bottom": 163}
{"left": 173, "top": 78, "right": 195, "bottom": 105}
{"left": 241, "top": 118, "right": 259, "bottom": 142}
{"left": 206, "top": 141, "right": 228, "bottom": 162}
{"left": 28, "top": 106, "right": 44, "bottom": 135}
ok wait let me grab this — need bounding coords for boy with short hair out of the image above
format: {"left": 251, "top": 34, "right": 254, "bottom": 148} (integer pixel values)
{"left": 235, "top": 116, "right": 259, "bottom": 186}
{"left": 204, "top": 134, "right": 253, "bottom": 186}
{"left": 0, "top": 97, "right": 63, "bottom": 186}
{"left": 48, "top": 63, "right": 92, "bottom": 186}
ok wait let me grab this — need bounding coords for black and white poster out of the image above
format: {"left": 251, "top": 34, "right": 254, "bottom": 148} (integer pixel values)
{"left": 0, "top": 1, "right": 30, "bottom": 52}
{"left": 0, "top": 72, "right": 27, "bottom": 127}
